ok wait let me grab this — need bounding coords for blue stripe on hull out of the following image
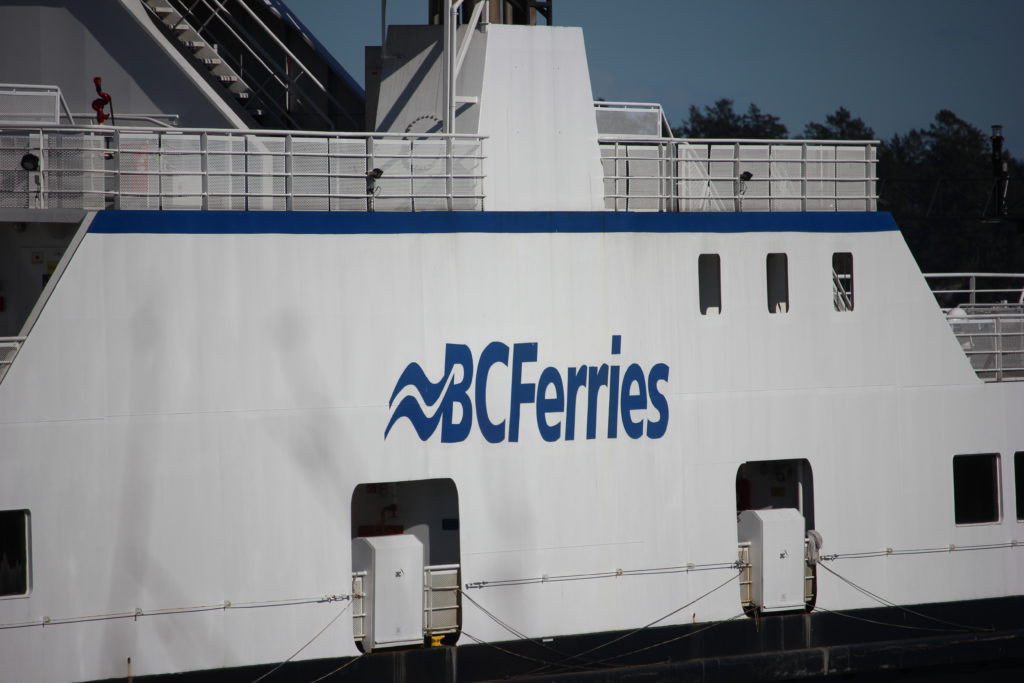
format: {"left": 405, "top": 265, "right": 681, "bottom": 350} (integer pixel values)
{"left": 88, "top": 211, "right": 899, "bottom": 235}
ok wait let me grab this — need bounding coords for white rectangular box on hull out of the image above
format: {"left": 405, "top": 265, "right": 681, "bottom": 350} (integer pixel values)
{"left": 738, "top": 508, "right": 807, "bottom": 613}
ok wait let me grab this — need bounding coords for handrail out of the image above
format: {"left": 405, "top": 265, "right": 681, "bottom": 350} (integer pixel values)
{"left": 0, "top": 124, "right": 486, "bottom": 213}
{"left": 832, "top": 269, "right": 853, "bottom": 311}
{"left": 600, "top": 137, "right": 879, "bottom": 212}
{"left": 66, "top": 113, "right": 180, "bottom": 128}
{"left": 152, "top": 0, "right": 353, "bottom": 130}
{"left": 0, "top": 83, "right": 76, "bottom": 125}
{"left": 925, "top": 272, "right": 1024, "bottom": 307}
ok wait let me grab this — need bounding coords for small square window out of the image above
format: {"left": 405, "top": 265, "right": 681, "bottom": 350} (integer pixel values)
{"left": 766, "top": 253, "right": 789, "bottom": 313}
{"left": 0, "top": 509, "right": 30, "bottom": 597}
{"left": 833, "top": 252, "right": 853, "bottom": 311}
{"left": 699, "top": 254, "right": 721, "bottom": 315}
{"left": 952, "top": 454, "right": 1000, "bottom": 524}
{"left": 1015, "top": 452, "right": 1023, "bottom": 521}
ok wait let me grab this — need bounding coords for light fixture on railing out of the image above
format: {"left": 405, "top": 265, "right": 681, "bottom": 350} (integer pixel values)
{"left": 20, "top": 152, "right": 40, "bottom": 172}
{"left": 366, "top": 168, "right": 384, "bottom": 195}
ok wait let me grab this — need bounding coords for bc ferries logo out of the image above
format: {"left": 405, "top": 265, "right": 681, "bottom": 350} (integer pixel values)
{"left": 385, "top": 335, "right": 669, "bottom": 443}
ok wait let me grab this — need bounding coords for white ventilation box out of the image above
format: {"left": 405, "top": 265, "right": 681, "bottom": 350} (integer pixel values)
{"left": 738, "top": 508, "right": 806, "bottom": 613}
{"left": 352, "top": 535, "right": 425, "bottom": 651}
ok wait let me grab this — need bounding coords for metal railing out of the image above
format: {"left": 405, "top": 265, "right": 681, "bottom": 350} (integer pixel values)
{"left": 423, "top": 563, "right": 460, "bottom": 637}
{"left": 0, "top": 337, "right": 24, "bottom": 383}
{"left": 0, "top": 84, "right": 75, "bottom": 125}
{"left": 350, "top": 564, "right": 460, "bottom": 645}
{"left": 737, "top": 539, "right": 816, "bottom": 613}
{"left": 594, "top": 101, "right": 672, "bottom": 138}
{"left": 944, "top": 312, "right": 1024, "bottom": 382}
{"left": 0, "top": 125, "right": 486, "bottom": 212}
{"left": 925, "top": 272, "right": 1024, "bottom": 309}
{"left": 147, "top": 0, "right": 356, "bottom": 130}
{"left": 600, "top": 138, "right": 878, "bottom": 212}
{"left": 833, "top": 269, "right": 854, "bottom": 311}
{"left": 926, "top": 273, "right": 1024, "bottom": 382}
{"left": 351, "top": 571, "right": 366, "bottom": 641}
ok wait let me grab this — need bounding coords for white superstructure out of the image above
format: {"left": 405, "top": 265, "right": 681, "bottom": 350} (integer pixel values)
{"left": 0, "top": 2, "right": 1021, "bottom": 682}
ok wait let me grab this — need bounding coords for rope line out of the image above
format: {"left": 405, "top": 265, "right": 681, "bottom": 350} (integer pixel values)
{"left": 0, "top": 594, "right": 350, "bottom": 631}
{"left": 460, "top": 591, "right": 612, "bottom": 671}
{"left": 465, "top": 560, "right": 739, "bottom": 590}
{"left": 249, "top": 600, "right": 353, "bottom": 683}
{"left": 525, "top": 570, "right": 742, "bottom": 675}
{"left": 816, "top": 561, "right": 994, "bottom": 633}
{"left": 461, "top": 631, "right": 586, "bottom": 670}
{"left": 591, "top": 611, "right": 748, "bottom": 664}
{"left": 308, "top": 652, "right": 365, "bottom": 683}
{"left": 812, "top": 606, "right": 972, "bottom": 634}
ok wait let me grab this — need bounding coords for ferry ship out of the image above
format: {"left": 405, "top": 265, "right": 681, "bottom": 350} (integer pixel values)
{"left": 1, "top": 2, "right": 1022, "bottom": 681}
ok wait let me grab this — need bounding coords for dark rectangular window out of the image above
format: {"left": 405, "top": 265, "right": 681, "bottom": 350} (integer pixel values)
{"left": 833, "top": 252, "right": 853, "bottom": 311}
{"left": 766, "top": 253, "right": 789, "bottom": 313}
{"left": 699, "top": 253, "right": 721, "bottom": 315}
{"left": 0, "top": 509, "right": 30, "bottom": 596}
{"left": 1015, "top": 452, "right": 1024, "bottom": 521}
{"left": 953, "top": 454, "right": 1000, "bottom": 524}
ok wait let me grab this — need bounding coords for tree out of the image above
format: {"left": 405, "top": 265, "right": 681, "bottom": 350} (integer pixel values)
{"left": 803, "top": 107, "right": 875, "bottom": 140}
{"left": 674, "top": 99, "right": 788, "bottom": 139}
{"left": 878, "top": 110, "right": 1024, "bottom": 273}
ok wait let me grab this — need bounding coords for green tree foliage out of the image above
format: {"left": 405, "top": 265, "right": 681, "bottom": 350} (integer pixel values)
{"left": 878, "top": 110, "right": 1024, "bottom": 273}
{"left": 680, "top": 102, "right": 1023, "bottom": 272}
{"left": 674, "top": 99, "right": 788, "bottom": 139}
{"left": 802, "top": 107, "right": 875, "bottom": 140}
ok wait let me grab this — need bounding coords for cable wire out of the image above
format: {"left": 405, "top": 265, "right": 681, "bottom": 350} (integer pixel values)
{"left": 460, "top": 591, "right": 612, "bottom": 671}
{"left": 308, "top": 652, "right": 365, "bottom": 683}
{"left": 249, "top": 599, "right": 353, "bottom": 683}
{"left": 524, "top": 570, "right": 742, "bottom": 676}
{"left": 816, "top": 561, "right": 993, "bottom": 633}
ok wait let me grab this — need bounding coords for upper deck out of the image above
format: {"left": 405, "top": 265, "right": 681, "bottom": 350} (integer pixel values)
{"left": 0, "top": 109, "right": 877, "bottom": 214}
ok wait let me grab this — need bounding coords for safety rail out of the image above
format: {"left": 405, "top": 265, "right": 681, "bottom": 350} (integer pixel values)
{"left": 0, "top": 84, "right": 75, "bottom": 125}
{"left": 944, "top": 312, "right": 1024, "bottom": 382}
{"left": 737, "top": 543, "right": 752, "bottom": 608}
{"left": 594, "top": 101, "right": 672, "bottom": 138}
{"left": 423, "top": 564, "right": 460, "bottom": 637}
{"left": 600, "top": 137, "right": 878, "bottom": 212}
{"left": 0, "top": 337, "right": 24, "bottom": 382}
{"left": 350, "top": 564, "right": 460, "bottom": 645}
{"left": 0, "top": 125, "right": 486, "bottom": 212}
{"left": 925, "top": 272, "right": 1024, "bottom": 309}
{"left": 351, "top": 571, "right": 366, "bottom": 641}
{"left": 144, "top": 0, "right": 355, "bottom": 130}
{"left": 738, "top": 540, "right": 816, "bottom": 613}
{"left": 926, "top": 273, "right": 1024, "bottom": 382}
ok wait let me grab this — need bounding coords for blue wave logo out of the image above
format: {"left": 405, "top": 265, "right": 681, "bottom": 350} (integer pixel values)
{"left": 385, "top": 344, "right": 474, "bottom": 442}
{"left": 386, "top": 337, "right": 670, "bottom": 444}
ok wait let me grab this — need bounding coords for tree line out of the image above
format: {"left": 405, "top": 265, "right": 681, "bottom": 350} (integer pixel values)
{"left": 674, "top": 100, "right": 1024, "bottom": 274}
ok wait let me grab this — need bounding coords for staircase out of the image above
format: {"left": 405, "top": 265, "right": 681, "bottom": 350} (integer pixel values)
{"left": 142, "top": 0, "right": 364, "bottom": 131}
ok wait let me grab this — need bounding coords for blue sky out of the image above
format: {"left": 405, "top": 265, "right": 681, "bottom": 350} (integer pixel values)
{"left": 286, "top": 0, "right": 1023, "bottom": 149}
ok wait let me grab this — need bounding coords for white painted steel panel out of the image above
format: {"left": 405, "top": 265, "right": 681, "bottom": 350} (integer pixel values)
{"left": 738, "top": 509, "right": 806, "bottom": 612}
{"left": 0, "top": 224, "right": 1021, "bottom": 683}
{"left": 352, "top": 535, "right": 425, "bottom": 651}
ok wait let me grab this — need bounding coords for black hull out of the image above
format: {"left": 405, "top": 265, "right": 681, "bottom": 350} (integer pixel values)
{"left": 102, "top": 595, "right": 1024, "bottom": 682}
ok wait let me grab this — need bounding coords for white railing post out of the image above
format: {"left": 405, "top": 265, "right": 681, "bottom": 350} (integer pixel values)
{"left": 446, "top": 135, "right": 454, "bottom": 212}
{"left": 200, "top": 131, "right": 209, "bottom": 211}
{"left": 284, "top": 134, "right": 293, "bottom": 211}
{"left": 995, "top": 317, "right": 1003, "bottom": 382}
{"left": 112, "top": 129, "right": 122, "bottom": 210}
{"left": 366, "top": 136, "right": 374, "bottom": 213}
{"left": 801, "top": 143, "right": 808, "bottom": 212}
